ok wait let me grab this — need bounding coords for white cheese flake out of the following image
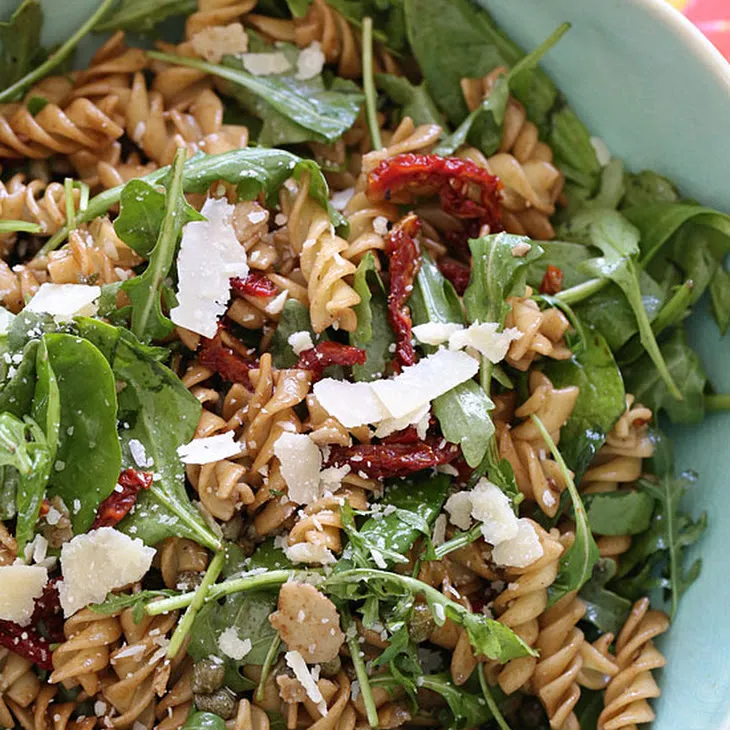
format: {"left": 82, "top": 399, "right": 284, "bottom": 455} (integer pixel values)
{"left": 218, "top": 627, "right": 252, "bottom": 660}
{"left": 491, "top": 519, "right": 543, "bottom": 568}
{"left": 590, "top": 136, "right": 612, "bottom": 167}
{"left": 58, "top": 528, "right": 156, "bottom": 617}
{"left": 412, "top": 322, "right": 463, "bottom": 346}
{"left": 469, "top": 479, "right": 519, "bottom": 545}
{"left": 241, "top": 51, "right": 292, "bottom": 76}
{"left": 431, "top": 514, "right": 447, "bottom": 548}
{"left": 372, "top": 216, "right": 389, "bottom": 235}
{"left": 448, "top": 322, "right": 522, "bottom": 364}
{"left": 295, "top": 41, "right": 325, "bottom": 80}
{"left": 170, "top": 197, "right": 249, "bottom": 338}
{"left": 287, "top": 330, "right": 314, "bottom": 356}
{"left": 284, "top": 542, "right": 336, "bottom": 565}
{"left": 25, "top": 283, "right": 101, "bottom": 321}
{"left": 177, "top": 432, "right": 244, "bottom": 464}
{"left": 374, "top": 402, "right": 430, "bottom": 440}
{"left": 264, "top": 290, "right": 288, "bottom": 315}
{"left": 444, "top": 492, "right": 473, "bottom": 530}
{"left": 329, "top": 188, "right": 355, "bottom": 211}
{"left": 0, "top": 565, "right": 47, "bottom": 625}
{"left": 285, "top": 650, "right": 327, "bottom": 715}
{"left": 274, "top": 432, "right": 323, "bottom": 505}
{"left": 128, "top": 438, "right": 153, "bottom": 468}
{"left": 190, "top": 22, "right": 248, "bottom": 64}
{"left": 313, "top": 380, "right": 389, "bottom": 429}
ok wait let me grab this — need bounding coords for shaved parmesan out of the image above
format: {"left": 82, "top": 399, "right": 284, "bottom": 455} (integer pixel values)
{"left": 241, "top": 51, "right": 292, "bottom": 76}
{"left": 0, "top": 565, "right": 47, "bottom": 625}
{"left": 444, "top": 491, "right": 473, "bottom": 530}
{"left": 448, "top": 322, "right": 521, "bottom": 363}
{"left": 170, "top": 197, "right": 249, "bottom": 338}
{"left": 312, "top": 380, "right": 388, "bottom": 428}
{"left": 469, "top": 480, "right": 518, "bottom": 545}
{"left": 190, "top": 23, "right": 248, "bottom": 64}
{"left": 412, "top": 322, "right": 463, "bottom": 346}
{"left": 431, "top": 514, "right": 447, "bottom": 548}
{"left": 58, "top": 528, "right": 155, "bottom": 617}
{"left": 284, "top": 542, "right": 336, "bottom": 565}
{"left": 296, "top": 42, "right": 325, "bottom": 80}
{"left": 288, "top": 331, "right": 314, "bottom": 356}
{"left": 371, "top": 349, "right": 478, "bottom": 419}
{"left": 374, "top": 402, "right": 430, "bottom": 439}
{"left": 492, "top": 519, "right": 543, "bottom": 568}
{"left": 285, "top": 650, "right": 327, "bottom": 715}
{"left": 25, "top": 283, "right": 100, "bottom": 321}
{"left": 218, "top": 627, "right": 252, "bottom": 660}
{"left": 177, "top": 432, "right": 244, "bottom": 464}
{"left": 274, "top": 433, "right": 322, "bottom": 504}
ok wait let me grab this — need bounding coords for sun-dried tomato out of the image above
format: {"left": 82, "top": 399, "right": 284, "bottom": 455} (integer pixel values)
{"left": 30, "top": 577, "right": 64, "bottom": 643}
{"left": 539, "top": 265, "right": 564, "bottom": 295}
{"left": 92, "top": 468, "right": 153, "bottom": 530}
{"left": 295, "top": 341, "right": 367, "bottom": 381}
{"left": 326, "top": 438, "right": 459, "bottom": 479}
{"left": 199, "top": 327, "right": 257, "bottom": 385}
{"left": 437, "top": 257, "right": 471, "bottom": 296}
{"left": 385, "top": 213, "right": 421, "bottom": 370}
{"left": 39, "top": 499, "right": 50, "bottom": 517}
{"left": 231, "top": 272, "right": 278, "bottom": 298}
{"left": 367, "top": 154, "right": 503, "bottom": 232}
{"left": 0, "top": 621, "right": 53, "bottom": 670}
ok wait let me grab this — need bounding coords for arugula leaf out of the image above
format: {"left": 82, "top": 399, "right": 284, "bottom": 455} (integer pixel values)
{"left": 622, "top": 327, "right": 708, "bottom": 424}
{"left": 90, "top": 589, "right": 177, "bottom": 622}
{"left": 575, "top": 689, "right": 605, "bottom": 730}
{"left": 182, "top": 712, "right": 226, "bottom": 730}
{"left": 31, "top": 338, "right": 60, "bottom": 459}
{"left": 113, "top": 180, "right": 166, "bottom": 258}
{"left": 95, "top": 0, "right": 197, "bottom": 32}
{"left": 350, "top": 253, "right": 394, "bottom": 381}
{"left": 578, "top": 558, "right": 631, "bottom": 635}
{"left": 570, "top": 209, "right": 680, "bottom": 399}
{"left": 410, "top": 254, "right": 494, "bottom": 466}
{"left": 0, "top": 0, "right": 43, "bottom": 95}
{"left": 531, "top": 415, "right": 599, "bottom": 605}
{"left": 327, "top": 0, "right": 408, "bottom": 52}
{"left": 376, "top": 73, "right": 445, "bottom": 127}
{"left": 548, "top": 106, "right": 601, "bottom": 189}
{"left": 710, "top": 266, "right": 730, "bottom": 335}
{"left": 541, "top": 327, "right": 625, "bottom": 480}
{"left": 421, "top": 673, "right": 493, "bottom": 730}
{"left": 45, "top": 333, "right": 122, "bottom": 533}
{"left": 621, "top": 170, "right": 680, "bottom": 209}
{"left": 148, "top": 49, "right": 363, "bottom": 145}
{"left": 122, "top": 148, "right": 204, "bottom": 343}
{"left": 614, "top": 475, "right": 706, "bottom": 618}
{"left": 582, "top": 490, "right": 655, "bottom": 536}
{"left": 270, "top": 300, "right": 314, "bottom": 368}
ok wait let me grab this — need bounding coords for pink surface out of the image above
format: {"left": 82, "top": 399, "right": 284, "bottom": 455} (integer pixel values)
{"left": 677, "top": 0, "right": 730, "bottom": 59}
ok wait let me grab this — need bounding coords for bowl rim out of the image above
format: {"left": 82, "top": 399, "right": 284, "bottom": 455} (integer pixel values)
{"left": 634, "top": 0, "right": 730, "bottom": 90}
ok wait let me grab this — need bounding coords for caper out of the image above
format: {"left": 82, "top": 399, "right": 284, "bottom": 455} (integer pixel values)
{"left": 176, "top": 570, "right": 204, "bottom": 592}
{"left": 408, "top": 603, "right": 436, "bottom": 644}
{"left": 319, "top": 655, "right": 342, "bottom": 677}
{"left": 192, "top": 658, "right": 226, "bottom": 694}
{"left": 194, "top": 688, "right": 238, "bottom": 720}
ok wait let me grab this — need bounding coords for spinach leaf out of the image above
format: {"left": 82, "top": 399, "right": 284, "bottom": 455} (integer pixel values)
{"left": 44, "top": 333, "right": 121, "bottom": 533}
{"left": 613, "top": 475, "right": 706, "bottom": 618}
{"left": 621, "top": 170, "right": 680, "bottom": 209}
{"left": 122, "top": 149, "right": 205, "bottom": 343}
{"left": 95, "top": 0, "right": 197, "bottom": 32}
{"left": 578, "top": 558, "right": 631, "bottom": 635}
{"left": 376, "top": 73, "right": 445, "bottom": 127}
{"left": 350, "top": 253, "right": 394, "bottom": 382}
{"left": 571, "top": 209, "right": 680, "bottom": 399}
{"left": 582, "top": 490, "right": 655, "bottom": 536}
{"left": 420, "top": 673, "right": 493, "bottom": 730}
{"left": 182, "top": 713, "right": 226, "bottom": 730}
{"left": 410, "top": 254, "right": 494, "bottom": 466}
{"left": 327, "top": 0, "right": 408, "bottom": 52}
{"left": 0, "top": 340, "right": 40, "bottom": 418}
{"left": 710, "top": 266, "right": 730, "bottom": 335}
{"left": 113, "top": 180, "right": 166, "bottom": 258}
{"left": 531, "top": 415, "right": 599, "bottom": 606}
{"left": 31, "top": 338, "right": 60, "bottom": 457}
{"left": 622, "top": 327, "right": 708, "bottom": 424}
{"left": 547, "top": 105, "right": 601, "bottom": 189}
{"left": 575, "top": 689, "right": 604, "bottom": 730}
{"left": 270, "top": 300, "right": 314, "bottom": 369}
{"left": 148, "top": 49, "right": 363, "bottom": 145}
{"left": 0, "top": 0, "right": 43, "bottom": 95}
{"left": 0, "top": 466, "right": 17, "bottom": 520}
{"left": 541, "top": 327, "right": 625, "bottom": 480}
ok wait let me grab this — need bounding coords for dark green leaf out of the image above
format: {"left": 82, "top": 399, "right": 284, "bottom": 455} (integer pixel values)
{"left": 376, "top": 73, "right": 445, "bottom": 127}
{"left": 0, "top": 0, "right": 44, "bottom": 95}
{"left": 548, "top": 105, "right": 601, "bottom": 189}
{"left": 32, "top": 338, "right": 60, "bottom": 457}
{"left": 95, "top": 0, "right": 197, "bottom": 32}
{"left": 621, "top": 170, "right": 680, "bottom": 209}
{"left": 541, "top": 327, "right": 625, "bottom": 480}
{"left": 45, "top": 333, "right": 121, "bottom": 533}
{"left": 181, "top": 712, "right": 226, "bottom": 730}
{"left": 710, "top": 265, "right": 730, "bottom": 335}
{"left": 113, "top": 180, "right": 166, "bottom": 258}
{"left": 270, "top": 300, "right": 314, "bottom": 369}
{"left": 420, "top": 673, "right": 493, "bottom": 730}
{"left": 90, "top": 589, "right": 176, "bottom": 617}
{"left": 579, "top": 558, "right": 631, "bottom": 635}
{"left": 0, "top": 340, "right": 40, "bottom": 419}
{"left": 582, "top": 490, "right": 655, "bottom": 536}
{"left": 350, "top": 253, "right": 394, "bottom": 382}
{"left": 575, "top": 688, "right": 604, "bottom": 730}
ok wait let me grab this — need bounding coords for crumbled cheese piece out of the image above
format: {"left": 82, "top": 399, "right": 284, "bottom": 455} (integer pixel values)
{"left": 25, "top": 283, "right": 101, "bottom": 321}
{"left": 444, "top": 491, "right": 473, "bottom": 530}
{"left": 492, "top": 519, "right": 544, "bottom": 568}
{"left": 0, "top": 307, "right": 14, "bottom": 335}
{"left": 330, "top": 188, "right": 355, "bottom": 211}
{"left": 285, "top": 651, "right": 327, "bottom": 715}
{"left": 191, "top": 22, "right": 248, "bottom": 64}
{"left": 58, "top": 528, "right": 155, "bottom": 617}
{"left": 94, "top": 701, "right": 107, "bottom": 717}
{"left": 296, "top": 41, "right": 325, "bottom": 80}
{"left": 170, "top": 197, "right": 249, "bottom": 338}
{"left": 128, "top": 438, "right": 153, "bottom": 468}
{"left": 469, "top": 479, "right": 518, "bottom": 545}
{"left": 45, "top": 506, "right": 62, "bottom": 526}
{"left": 412, "top": 322, "right": 464, "bottom": 346}
{"left": 374, "top": 402, "right": 430, "bottom": 440}
{"left": 372, "top": 216, "right": 389, "bottom": 236}
{"left": 284, "top": 543, "right": 336, "bottom": 565}
{"left": 448, "top": 322, "right": 522, "bottom": 364}
{"left": 312, "top": 380, "right": 389, "bottom": 429}
{"left": 0, "top": 565, "right": 47, "bottom": 625}
{"left": 218, "top": 627, "right": 252, "bottom": 660}
{"left": 371, "top": 349, "right": 478, "bottom": 419}
{"left": 274, "top": 433, "right": 323, "bottom": 504}
{"left": 511, "top": 241, "right": 532, "bottom": 257}
{"left": 431, "top": 514, "right": 447, "bottom": 548}
{"left": 241, "top": 51, "right": 292, "bottom": 76}
{"left": 264, "top": 290, "right": 288, "bottom": 315}
{"left": 590, "top": 136, "right": 612, "bottom": 167}
{"left": 177, "top": 432, "right": 244, "bottom": 464}
{"left": 436, "top": 463, "right": 460, "bottom": 477}
{"left": 288, "top": 330, "right": 314, "bottom": 356}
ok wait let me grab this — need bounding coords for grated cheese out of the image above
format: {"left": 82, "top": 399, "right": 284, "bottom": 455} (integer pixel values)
{"left": 491, "top": 519, "right": 543, "bottom": 568}
{"left": 0, "top": 565, "right": 47, "bottom": 625}
{"left": 431, "top": 514, "right": 447, "bottom": 548}
{"left": 285, "top": 650, "right": 327, "bottom": 715}
{"left": 288, "top": 331, "right": 314, "bottom": 356}
{"left": 296, "top": 42, "right": 325, "bottom": 80}
{"left": 284, "top": 542, "right": 336, "bottom": 565}
{"left": 412, "top": 322, "right": 463, "bottom": 346}
{"left": 58, "top": 528, "right": 155, "bottom": 617}
{"left": 241, "top": 51, "right": 292, "bottom": 76}
{"left": 374, "top": 402, "right": 430, "bottom": 440}
{"left": 469, "top": 479, "right": 518, "bottom": 545}
{"left": 274, "top": 432, "right": 323, "bottom": 505}
{"left": 444, "top": 491, "right": 473, "bottom": 530}
{"left": 25, "top": 283, "right": 101, "bottom": 321}
{"left": 177, "top": 432, "right": 244, "bottom": 465}
{"left": 170, "top": 197, "right": 249, "bottom": 338}
{"left": 448, "top": 322, "right": 522, "bottom": 363}
{"left": 312, "top": 380, "right": 388, "bottom": 429}
{"left": 218, "top": 627, "right": 252, "bottom": 660}
{"left": 190, "top": 22, "right": 248, "bottom": 64}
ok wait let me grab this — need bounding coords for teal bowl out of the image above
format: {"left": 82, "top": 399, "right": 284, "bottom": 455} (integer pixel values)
{"left": 4, "top": 0, "right": 730, "bottom": 727}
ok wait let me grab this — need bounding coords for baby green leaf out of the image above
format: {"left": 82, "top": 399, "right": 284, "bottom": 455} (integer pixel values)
{"left": 90, "top": 589, "right": 177, "bottom": 620}
{"left": 421, "top": 673, "right": 494, "bottom": 730}
{"left": 376, "top": 73, "right": 445, "bottom": 127}
{"left": 0, "top": 0, "right": 43, "bottom": 95}
{"left": 578, "top": 558, "right": 631, "bottom": 638}
{"left": 181, "top": 712, "right": 227, "bottom": 730}
{"left": 113, "top": 180, "right": 166, "bottom": 258}
{"left": 582, "top": 490, "right": 655, "bottom": 536}
{"left": 548, "top": 105, "right": 601, "bottom": 188}
{"left": 95, "top": 0, "right": 197, "bottom": 33}
{"left": 710, "top": 266, "right": 730, "bottom": 335}
{"left": 621, "top": 170, "right": 680, "bottom": 209}
{"left": 271, "top": 300, "right": 314, "bottom": 368}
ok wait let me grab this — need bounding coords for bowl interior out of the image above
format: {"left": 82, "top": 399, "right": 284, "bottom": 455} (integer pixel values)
{"left": 4, "top": 0, "right": 730, "bottom": 727}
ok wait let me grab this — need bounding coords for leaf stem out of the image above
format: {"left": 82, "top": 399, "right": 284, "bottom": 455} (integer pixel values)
{"left": 256, "top": 634, "right": 282, "bottom": 702}
{"left": 166, "top": 549, "right": 225, "bottom": 658}
{"left": 478, "top": 664, "right": 512, "bottom": 730}
{"left": 0, "top": 0, "right": 117, "bottom": 103}
{"left": 705, "top": 394, "right": 730, "bottom": 411}
{"left": 0, "top": 220, "right": 42, "bottom": 234}
{"left": 554, "top": 277, "right": 607, "bottom": 305}
{"left": 344, "top": 609, "right": 379, "bottom": 728}
{"left": 362, "top": 17, "right": 383, "bottom": 151}
{"left": 434, "top": 524, "right": 483, "bottom": 559}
